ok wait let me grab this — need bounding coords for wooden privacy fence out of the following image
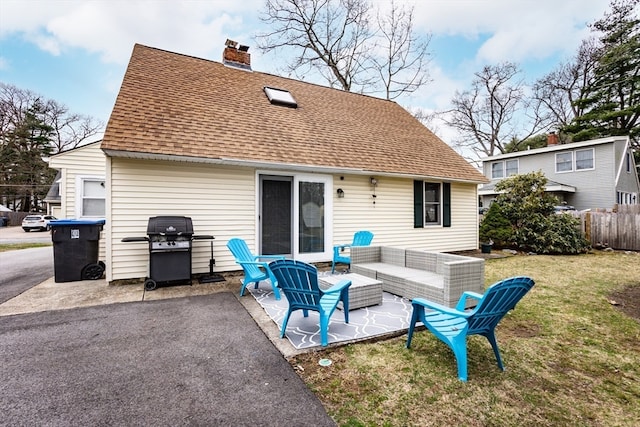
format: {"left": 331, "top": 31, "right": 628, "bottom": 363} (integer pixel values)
{"left": 575, "top": 205, "right": 640, "bottom": 251}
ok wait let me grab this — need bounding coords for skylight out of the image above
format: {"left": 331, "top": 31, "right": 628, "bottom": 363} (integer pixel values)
{"left": 264, "top": 87, "right": 297, "bottom": 108}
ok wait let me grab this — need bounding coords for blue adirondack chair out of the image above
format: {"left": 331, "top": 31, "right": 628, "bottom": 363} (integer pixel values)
{"left": 269, "top": 259, "right": 351, "bottom": 347}
{"left": 405, "top": 276, "right": 535, "bottom": 381}
{"left": 331, "top": 230, "right": 374, "bottom": 273}
{"left": 226, "top": 238, "right": 284, "bottom": 300}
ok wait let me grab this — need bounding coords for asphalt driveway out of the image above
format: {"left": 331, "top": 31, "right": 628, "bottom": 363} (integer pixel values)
{"left": 0, "top": 292, "right": 335, "bottom": 426}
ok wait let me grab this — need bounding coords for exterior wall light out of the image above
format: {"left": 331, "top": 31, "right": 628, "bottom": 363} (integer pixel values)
{"left": 337, "top": 188, "right": 345, "bottom": 198}
{"left": 370, "top": 177, "right": 378, "bottom": 186}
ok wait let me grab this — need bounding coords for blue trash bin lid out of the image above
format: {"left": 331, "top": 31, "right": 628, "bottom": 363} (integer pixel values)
{"left": 50, "top": 219, "right": 106, "bottom": 227}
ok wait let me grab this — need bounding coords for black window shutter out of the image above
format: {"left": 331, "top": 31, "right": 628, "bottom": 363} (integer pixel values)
{"left": 443, "top": 182, "right": 451, "bottom": 227}
{"left": 413, "top": 180, "right": 423, "bottom": 228}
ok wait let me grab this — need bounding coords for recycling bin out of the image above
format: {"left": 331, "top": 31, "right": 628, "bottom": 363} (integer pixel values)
{"left": 50, "top": 219, "right": 106, "bottom": 282}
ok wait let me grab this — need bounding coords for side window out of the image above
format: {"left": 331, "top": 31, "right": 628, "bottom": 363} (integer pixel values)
{"left": 414, "top": 181, "right": 450, "bottom": 228}
{"left": 505, "top": 159, "right": 518, "bottom": 176}
{"left": 77, "top": 177, "right": 106, "bottom": 218}
{"left": 626, "top": 152, "right": 631, "bottom": 173}
{"left": 491, "top": 162, "right": 503, "bottom": 179}
{"left": 575, "top": 148, "right": 594, "bottom": 170}
{"left": 556, "top": 152, "right": 573, "bottom": 172}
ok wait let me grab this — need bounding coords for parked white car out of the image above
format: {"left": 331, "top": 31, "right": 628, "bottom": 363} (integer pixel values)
{"left": 22, "top": 214, "right": 57, "bottom": 232}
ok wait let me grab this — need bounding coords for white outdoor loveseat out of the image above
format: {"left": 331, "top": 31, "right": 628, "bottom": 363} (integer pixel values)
{"left": 350, "top": 246, "right": 485, "bottom": 308}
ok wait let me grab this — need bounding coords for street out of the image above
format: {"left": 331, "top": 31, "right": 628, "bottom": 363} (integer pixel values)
{"left": 0, "top": 226, "right": 53, "bottom": 304}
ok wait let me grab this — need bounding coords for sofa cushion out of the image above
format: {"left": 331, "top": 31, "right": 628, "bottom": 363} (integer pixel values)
{"left": 380, "top": 247, "right": 405, "bottom": 266}
{"left": 406, "top": 249, "right": 437, "bottom": 272}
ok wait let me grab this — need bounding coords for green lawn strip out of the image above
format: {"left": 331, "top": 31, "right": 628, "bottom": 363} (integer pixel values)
{"left": 0, "top": 243, "right": 52, "bottom": 252}
{"left": 291, "top": 251, "right": 640, "bottom": 427}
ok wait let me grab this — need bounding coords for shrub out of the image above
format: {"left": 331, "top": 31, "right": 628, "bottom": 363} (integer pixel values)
{"left": 479, "top": 203, "right": 512, "bottom": 247}
{"left": 482, "top": 171, "right": 589, "bottom": 254}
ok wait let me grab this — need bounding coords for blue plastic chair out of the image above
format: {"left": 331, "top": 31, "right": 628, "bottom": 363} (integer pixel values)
{"left": 269, "top": 259, "right": 351, "bottom": 347}
{"left": 406, "top": 276, "right": 535, "bottom": 381}
{"left": 331, "top": 230, "right": 374, "bottom": 273}
{"left": 226, "top": 238, "right": 284, "bottom": 300}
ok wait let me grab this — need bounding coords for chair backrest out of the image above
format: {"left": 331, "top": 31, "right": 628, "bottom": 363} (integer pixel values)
{"left": 227, "top": 238, "right": 263, "bottom": 276}
{"left": 269, "top": 259, "right": 322, "bottom": 310}
{"left": 352, "top": 230, "right": 374, "bottom": 246}
{"left": 467, "top": 276, "right": 535, "bottom": 335}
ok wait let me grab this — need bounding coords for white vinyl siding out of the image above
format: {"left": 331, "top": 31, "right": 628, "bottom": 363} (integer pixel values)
{"left": 108, "top": 164, "right": 482, "bottom": 282}
{"left": 332, "top": 176, "right": 479, "bottom": 253}
{"left": 108, "top": 159, "right": 256, "bottom": 281}
{"left": 48, "top": 142, "right": 106, "bottom": 260}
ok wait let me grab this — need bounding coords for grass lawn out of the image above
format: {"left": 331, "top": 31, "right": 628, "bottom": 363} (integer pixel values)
{"left": 0, "top": 243, "right": 52, "bottom": 252}
{"left": 291, "top": 251, "right": 640, "bottom": 427}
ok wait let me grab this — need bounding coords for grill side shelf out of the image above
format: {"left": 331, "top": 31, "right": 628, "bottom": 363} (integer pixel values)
{"left": 121, "top": 237, "right": 149, "bottom": 242}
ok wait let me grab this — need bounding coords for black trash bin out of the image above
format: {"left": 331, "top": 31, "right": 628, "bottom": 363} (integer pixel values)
{"left": 0, "top": 217, "right": 7, "bottom": 227}
{"left": 50, "top": 219, "right": 106, "bottom": 282}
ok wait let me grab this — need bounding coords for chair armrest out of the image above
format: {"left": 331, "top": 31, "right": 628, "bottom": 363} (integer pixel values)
{"left": 412, "top": 297, "right": 469, "bottom": 318}
{"left": 323, "top": 279, "right": 352, "bottom": 294}
{"left": 333, "top": 244, "right": 352, "bottom": 251}
{"left": 238, "top": 260, "right": 270, "bottom": 268}
{"left": 455, "top": 291, "right": 483, "bottom": 311}
{"left": 255, "top": 255, "right": 285, "bottom": 261}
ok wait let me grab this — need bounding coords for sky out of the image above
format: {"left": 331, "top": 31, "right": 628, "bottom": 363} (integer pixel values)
{"left": 0, "top": 0, "right": 612, "bottom": 149}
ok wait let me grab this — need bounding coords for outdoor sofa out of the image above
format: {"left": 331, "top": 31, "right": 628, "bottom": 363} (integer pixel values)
{"left": 350, "top": 246, "right": 485, "bottom": 308}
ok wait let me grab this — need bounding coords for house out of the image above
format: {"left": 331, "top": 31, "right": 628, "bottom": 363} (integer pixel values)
{"left": 43, "top": 171, "right": 62, "bottom": 217}
{"left": 100, "top": 43, "right": 487, "bottom": 284}
{"left": 479, "top": 134, "right": 640, "bottom": 211}
{"left": 48, "top": 141, "right": 106, "bottom": 258}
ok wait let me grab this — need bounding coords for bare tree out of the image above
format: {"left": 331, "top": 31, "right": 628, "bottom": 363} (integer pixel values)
{"left": 256, "top": 0, "right": 432, "bottom": 99}
{"left": 41, "top": 99, "right": 103, "bottom": 152}
{"left": 0, "top": 83, "right": 103, "bottom": 153}
{"left": 370, "top": 0, "right": 431, "bottom": 100}
{"left": 257, "top": 0, "right": 374, "bottom": 91}
{"left": 444, "top": 62, "right": 551, "bottom": 157}
{"left": 0, "top": 82, "right": 103, "bottom": 211}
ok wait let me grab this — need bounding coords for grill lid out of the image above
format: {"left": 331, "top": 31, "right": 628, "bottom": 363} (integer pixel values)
{"left": 146, "top": 216, "right": 194, "bottom": 236}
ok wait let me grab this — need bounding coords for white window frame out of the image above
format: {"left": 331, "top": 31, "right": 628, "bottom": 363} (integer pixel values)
{"left": 491, "top": 162, "right": 504, "bottom": 179}
{"left": 424, "top": 182, "right": 442, "bottom": 226}
{"left": 556, "top": 152, "right": 573, "bottom": 173}
{"left": 75, "top": 175, "right": 106, "bottom": 219}
{"left": 505, "top": 159, "right": 519, "bottom": 176}
{"left": 575, "top": 148, "right": 594, "bottom": 171}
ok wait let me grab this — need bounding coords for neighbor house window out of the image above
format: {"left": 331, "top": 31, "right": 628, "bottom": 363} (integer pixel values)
{"left": 575, "top": 148, "right": 594, "bottom": 170}
{"left": 556, "top": 152, "right": 573, "bottom": 172}
{"left": 414, "top": 181, "right": 451, "bottom": 228}
{"left": 626, "top": 152, "right": 632, "bottom": 173}
{"left": 76, "top": 176, "right": 105, "bottom": 218}
{"left": 505, "top": 159, "right": 519, "bottom": 176}
{"left": 491, "top": 162, "right": 504, "bottom": 179}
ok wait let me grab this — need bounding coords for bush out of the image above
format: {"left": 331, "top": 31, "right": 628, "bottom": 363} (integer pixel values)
{"left": 479, "top": 203, "right": 512, "bottom": 247}
{"left": 482, "top": 172, "right": 589, "bottom": 254}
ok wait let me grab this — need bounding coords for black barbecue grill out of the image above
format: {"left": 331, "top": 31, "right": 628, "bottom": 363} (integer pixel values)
{"left": 122, "top": 216, "right": 214, "bottom": 290}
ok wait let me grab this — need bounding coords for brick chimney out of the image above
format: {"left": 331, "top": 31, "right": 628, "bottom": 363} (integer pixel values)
{"left": 547, "top": 132, "right": 559, "bottom": 146}
{"left": 223, "top": 39, "right": 251, "bottom": 70}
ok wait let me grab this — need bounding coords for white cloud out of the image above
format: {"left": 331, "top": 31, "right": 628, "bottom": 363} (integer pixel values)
{"left": 0, "top": 0, "right": 263, "bottom": 64}
{"left": 408, "top": 0, "right": 609, "bottom": 64}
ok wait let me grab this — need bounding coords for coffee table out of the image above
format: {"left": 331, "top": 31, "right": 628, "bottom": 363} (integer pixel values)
{"left": 319, "top": 273, "right": 383, "bottom": 310}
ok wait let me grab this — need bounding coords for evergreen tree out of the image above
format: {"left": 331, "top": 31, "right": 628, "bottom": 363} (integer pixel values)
{"left": 564, "top": 0, "right": 640, "bottom": 146}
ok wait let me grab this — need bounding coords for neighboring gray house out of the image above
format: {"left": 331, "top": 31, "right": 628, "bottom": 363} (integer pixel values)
{"left": 479, "top": 135, "right": 640, "bottom": 211}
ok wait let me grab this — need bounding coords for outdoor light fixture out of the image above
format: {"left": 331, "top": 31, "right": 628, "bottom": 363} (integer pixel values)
{"left": 370, "top": 177, "right": 378, "bottom": 186}
{"left": 337, "top": 188, "right": 344, "bottom": 198}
